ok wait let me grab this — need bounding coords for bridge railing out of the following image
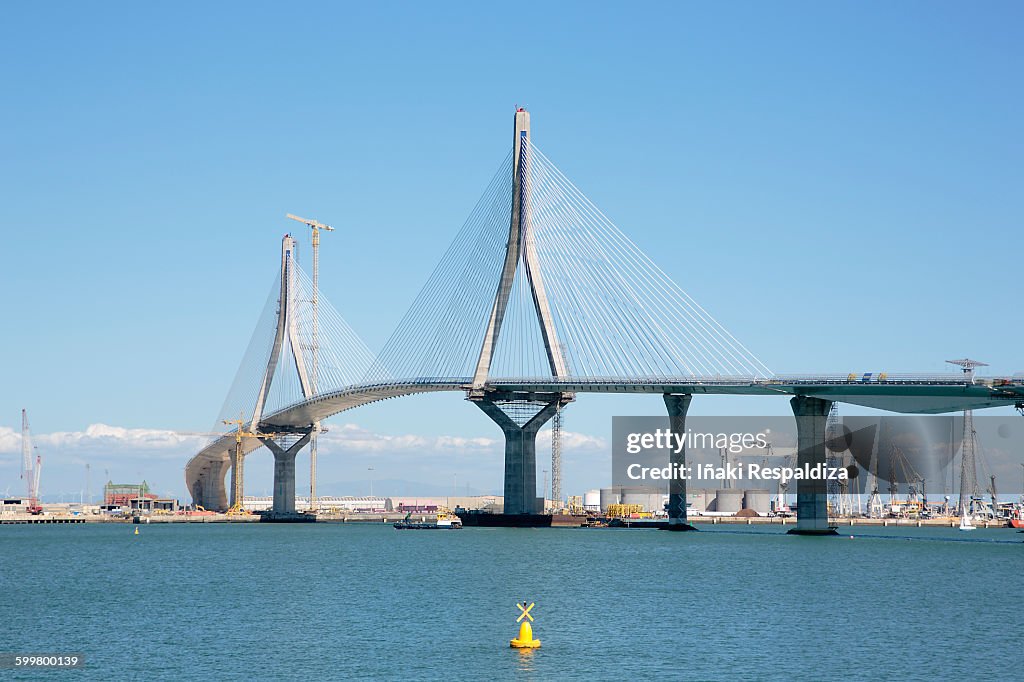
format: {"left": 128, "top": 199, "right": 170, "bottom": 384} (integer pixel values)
{"left": 485, "top": 374, "right": 982, "bottom": 386}
{"left": 769, "top": 373, "right": 975, "bottom": 385}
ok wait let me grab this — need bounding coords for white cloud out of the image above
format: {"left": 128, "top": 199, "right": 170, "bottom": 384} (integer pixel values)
{"left": 0, "top": 421, "right": 604, "bottom": 458}
{"left": 0, "top": 419, "right": 612, "bottom": 501}
{"left": 0, "top": 426, "right": 20, "bottom": 453}
{"left": 536, "top": 428, "right": 606, "bottom": 451}
{"left": 41, "top": 424, "right": 209, "bottom": 452}
{"left": 0, "top": 423, "right": 211, "bottom": 465}
{"left": 320, "top": 423, "right": 497, "bottom": 455}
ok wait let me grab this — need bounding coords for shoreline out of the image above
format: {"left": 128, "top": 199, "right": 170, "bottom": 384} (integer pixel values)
{"left": 0, "top": 512, "right": 1015, "bottom": 528}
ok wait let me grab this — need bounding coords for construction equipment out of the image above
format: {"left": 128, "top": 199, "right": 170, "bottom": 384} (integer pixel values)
{"left": 221, "top": 417, "right": 283, "bottom": 514}
{"left": 888, "top": 443, "right": 926, "bottom": 516}
{"left": 286, "top": 213, "right": 334, "bottom": 513}
{"left": 28, "top": 449, "right": 42, "bottom": 514}
{"left": 606, "top": 503, "right": 645, "bottom": 518}
{"left": 865, "top": 421, "right": 885, "bottom": 518}
{"left": 20, "top": 410, "right": 42, "bottom": 514}
{"left": 947, "top": 358, "right": 988, "bottom": 517}
{"left": 550, "top": 401, "right": 563, "bottom": 507}
{"left": 21, "top": 410, "right": 32, "bottom": 495}
{"left": 173, "top": 421, "right": 287, "bottom": 513}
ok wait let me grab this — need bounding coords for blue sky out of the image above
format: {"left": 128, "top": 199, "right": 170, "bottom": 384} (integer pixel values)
{"left": 1, "top": 1, "right": 1021, "bottom": 500}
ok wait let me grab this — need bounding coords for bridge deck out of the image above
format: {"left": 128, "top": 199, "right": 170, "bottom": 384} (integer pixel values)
{"left": 185, "top": 374, "right": 1024, "bottom": 509}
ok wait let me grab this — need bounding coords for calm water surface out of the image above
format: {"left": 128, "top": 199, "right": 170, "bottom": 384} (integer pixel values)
{"left": 1, "top": 522, "right": 1021, "bottom": 680}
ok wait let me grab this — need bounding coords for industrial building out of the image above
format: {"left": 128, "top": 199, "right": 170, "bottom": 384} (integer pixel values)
{"left": 104, "top": 481, "right": 157, "bottom": 507}
{"left": 589, "top": 486, "right": 773, "bottom": 517}
{"left": 98, "top": 481, "right": 178, "bottom": 513}
{"left": 241, "top": 495, "right": 504, "bottom": 514}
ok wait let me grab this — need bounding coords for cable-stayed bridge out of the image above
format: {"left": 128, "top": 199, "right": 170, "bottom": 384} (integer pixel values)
{"left": 185, "top": 109, "right": 1024, "bottom": 533}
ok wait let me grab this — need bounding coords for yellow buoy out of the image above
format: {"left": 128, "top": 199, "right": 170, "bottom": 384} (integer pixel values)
{"left": 510, "top": 620, "right": 540, "bottom": 649}
{"left": 134, "top": 527, "right": 139, "bottom": 535}
{"left": 510, "top": 601, "right": 540, "bottom": 649}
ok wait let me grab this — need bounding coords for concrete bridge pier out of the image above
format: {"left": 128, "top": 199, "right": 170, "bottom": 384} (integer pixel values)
{"left": 788, "top": 395, "right": 838, "bottom": 535}
{"left": 475, "top": 393, "right": 565, "bottom": 515}
{"left": 260, "top": 432, "right": 312, "bottom": 516}
{"left": 663, "top": 393, "right": 697, "bottom": 531}
{"left": 194, "top": 460, "right": 228, "bottom": 511}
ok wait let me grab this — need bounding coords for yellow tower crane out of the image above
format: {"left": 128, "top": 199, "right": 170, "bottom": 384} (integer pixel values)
{"left": 221, "top": 417, "right": 283, "bottom": 515}
{"left": 285, "top": 213, "right": 334, "bottom": 513}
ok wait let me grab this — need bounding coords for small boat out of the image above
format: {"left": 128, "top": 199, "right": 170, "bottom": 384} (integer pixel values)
{"left": 393, "top": 510, "right": 462, "bottom": 530}
{"left": 958, "top": 510, "right": 976, "bottom": 531}
{"left": 1007, "top": 508, "right": 1024, "bottom": 529}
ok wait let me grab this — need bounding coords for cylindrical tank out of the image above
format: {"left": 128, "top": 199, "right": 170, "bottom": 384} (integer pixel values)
{"left": 583, "top": 489, "right": 601, "bottom": 511}
{"left": 687, "top": 489, "right": 711, "bottom": 514}
{"left": 715, "top": 489, "right": 743, "bottom": 514}
{"left": 743, "top": 489, "right": 771, "bottom": 516}
{"left": 622, "top": 489, "right": 663, "bottom": 509}
{"left": 620, "top": 487, "right": 664, "bottom": 513}
{"left": 600, "top": 487, "right": 622, "bottom": 512}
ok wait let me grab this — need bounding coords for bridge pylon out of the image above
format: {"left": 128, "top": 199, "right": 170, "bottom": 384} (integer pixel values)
{"left": 469, "top": 108, "right": 570, "bottom": 395}
{"left": 251, "top": 234, "right": 320, "bottom": 518}
{"left": 251, "top": 234, "right": 314, "bottom": 428}
{"left": 468, "top": 109, "right": 574, "bottom": 516}
{"left": 192, "top": 234, "right": 318, "bottom": 513}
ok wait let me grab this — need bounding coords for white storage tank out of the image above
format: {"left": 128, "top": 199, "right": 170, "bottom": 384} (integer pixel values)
{"left": 743, "top": 489, "right": 771, "bottom": 516}
{"left": 583, "top": 489, "right": 601, "bottom": 511}
{"left": 621, "top": 487, "right": 665, "bottom": 513}
{"left": 600, "top": 487, "right": 622, "bottom": 512}
{"left": 686, "top": 489, "right": 712, "bottom": 514}
{"left": 715, "top": 489, "right": 743, "bottom": 514}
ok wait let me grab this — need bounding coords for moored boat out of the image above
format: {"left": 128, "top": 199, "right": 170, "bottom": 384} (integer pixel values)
{"left": 455, "top": 508, "right": 585, "bottom": 527}
{"left": 393, "top": 510, "right": 462, "bottom": 530}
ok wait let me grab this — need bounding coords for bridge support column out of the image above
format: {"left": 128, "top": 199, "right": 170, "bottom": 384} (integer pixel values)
{"left": 663, "top": 394, "right": 697, "bottom": 531}
{"left": 196, "top": 460, "right": 229, "bottom": 511}
{"left": 788, "top": 396, "right": 838, "bottom": 536}
{"left": 261, "top": 432, "right": 312, "bottom": 516}
{"left": 476, "top": 396, "right": 562, "bottom": 515}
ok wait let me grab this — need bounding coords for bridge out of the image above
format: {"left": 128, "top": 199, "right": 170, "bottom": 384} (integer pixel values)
{"left": 185, "top": 109, "right": 1024, "bottom": 534}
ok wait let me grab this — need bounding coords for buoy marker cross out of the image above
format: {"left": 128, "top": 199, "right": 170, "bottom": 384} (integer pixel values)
{"left": 516, "top": 602, "right": 535, "bottom": 623}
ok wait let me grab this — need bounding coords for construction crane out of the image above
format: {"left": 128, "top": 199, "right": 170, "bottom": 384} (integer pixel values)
{"left": 20, "top": 410, "right": 42, "bottom": 514}
{"left": 29, "top": 449, "right": 42, "bottom": 515}
{"left": 865, "top": 421, "right": 885, "bottom": 518}
{"left": 220, "top": 418, "right": 283, "bottom": 515}
{"left": 889, "top": 443, "right": 926, "bottom": 517}
{"left": 947, "top": 358, "right": 988, "bottom": 517}
{"left": 286, "top": 213, "right": 334, "bottom": 513}
{"left": 168, "top": 421, "right": 284, "bottom": 513}
{"left": 551, "top": 401, "right": 563, "bottom": 508}
{"left": 21, "top": 409, "right": 32, "bottom": 495}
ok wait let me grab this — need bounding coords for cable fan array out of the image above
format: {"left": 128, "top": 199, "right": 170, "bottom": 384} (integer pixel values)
{"left": 211, "top": 261, "right": 376, "bottom": 440}
{"left": 368, "top": 139, "right": 771, "bottom": 382}
{"left": 210, "top": 135, "right": 772, "bottom": 441}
